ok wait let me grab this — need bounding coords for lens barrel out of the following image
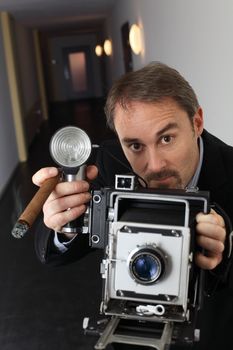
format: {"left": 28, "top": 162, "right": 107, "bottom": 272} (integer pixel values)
{"left": 129, "top": 246, "right": 165, "bottom": 285}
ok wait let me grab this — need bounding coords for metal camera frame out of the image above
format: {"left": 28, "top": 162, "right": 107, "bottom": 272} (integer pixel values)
{"left": 86, "top": 175, "right": 210, "bottom": 350}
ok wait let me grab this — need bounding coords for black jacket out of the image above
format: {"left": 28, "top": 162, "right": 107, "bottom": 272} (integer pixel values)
{"left": 35, "top": 129, "right": 233, "bottom": 266}
{"left": 34, "top": 129, "right": 233, "bottom": 349}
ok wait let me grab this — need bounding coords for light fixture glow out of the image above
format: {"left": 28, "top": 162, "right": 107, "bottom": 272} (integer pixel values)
{"left": 95, "top": 45, "right": 103, "bottom": 57}
{"left": 103, "top": 39, "right": 112, "bottom": 56}
{"left": 129, "top": 24, "right": 142, "bottom": 55}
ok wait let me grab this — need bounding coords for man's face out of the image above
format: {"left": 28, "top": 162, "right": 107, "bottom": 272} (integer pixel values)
{"left": 114, "top": 99, "right": 204, "bottom": 189}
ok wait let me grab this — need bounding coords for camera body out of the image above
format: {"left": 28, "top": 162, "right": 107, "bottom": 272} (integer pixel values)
{"left": 86, "top": 175, "right": 210, "bottom": 347}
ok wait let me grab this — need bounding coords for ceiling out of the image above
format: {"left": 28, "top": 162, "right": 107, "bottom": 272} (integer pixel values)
{"left": 0, "top": 0, "right": 115, "bottom": 30}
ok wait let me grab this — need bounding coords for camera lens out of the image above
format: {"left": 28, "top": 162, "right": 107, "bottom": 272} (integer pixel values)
{"left": 133, "top": 254, "right": 160, "bottom": 281}
{"left": 129, "top": 246, "right": 165, "bottom": 285}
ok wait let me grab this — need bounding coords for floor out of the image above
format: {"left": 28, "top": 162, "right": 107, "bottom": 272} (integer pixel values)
{"left": 0, "top": 98, "right": 115, "bottom": 350}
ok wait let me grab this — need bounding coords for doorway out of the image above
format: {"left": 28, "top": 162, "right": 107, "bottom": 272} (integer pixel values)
{"left": 63, "top": 46, "right": 94, "bottom": 100}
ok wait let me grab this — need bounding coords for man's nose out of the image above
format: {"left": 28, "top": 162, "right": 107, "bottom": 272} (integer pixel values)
{"left": 146, "top": 148, "right": 166, "bottom": 172}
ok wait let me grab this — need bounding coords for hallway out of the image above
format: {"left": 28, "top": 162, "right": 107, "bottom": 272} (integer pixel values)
{"left": 0, "top": 99, "right": 114, "bottom": 350}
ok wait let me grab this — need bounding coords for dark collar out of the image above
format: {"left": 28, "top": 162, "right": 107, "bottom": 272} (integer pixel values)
{"left": 198, "top": 129, "right": 227, "bottom": 191}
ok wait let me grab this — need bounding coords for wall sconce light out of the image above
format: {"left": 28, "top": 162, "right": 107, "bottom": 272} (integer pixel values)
{"left": 95, "top": 45, "right": 103, "bottom": 57}
{"left": 129, "top": 24, "right": 142, "bottom": 55}
{"left": 103, "top": 39, "right": 112, "bottom": 56}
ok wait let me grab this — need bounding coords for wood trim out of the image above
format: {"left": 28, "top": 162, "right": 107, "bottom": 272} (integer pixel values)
{"left": 1, "top": 11, "right": 28, "bottom": 161}
{"left": 33, "top": 30, "right": 49, "bottom": 120}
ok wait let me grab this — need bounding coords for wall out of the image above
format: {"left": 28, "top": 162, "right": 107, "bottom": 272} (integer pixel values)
{"left": 14, "top": 23, "right": 40, "bottom": 115}
{"left": 0, "top": 15, "right": 42, "bottom": 197}
{"left": 0, "top": 16, "right": 19, "bottom": 197}
{"left": 107, "top": 0, "right": 233, "bottom": 146}
{"left": 14, "top": 22, "right": 42, "bottom": 145}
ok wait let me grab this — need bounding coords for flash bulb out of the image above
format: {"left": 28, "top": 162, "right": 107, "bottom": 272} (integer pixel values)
{"left": 49, "top": 126, "right": 92, "bottom": 169}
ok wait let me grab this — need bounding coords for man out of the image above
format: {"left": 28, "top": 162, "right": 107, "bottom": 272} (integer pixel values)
{"left": 33, "top": 62, "right": 233, "bottom": 349}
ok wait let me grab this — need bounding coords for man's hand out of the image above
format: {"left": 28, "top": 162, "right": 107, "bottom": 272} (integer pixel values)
{"left": 32, "top": 166, "right": 98, "bottom": 235}
{"left": 195, "top": 209, "right": 226, "bottom": 270}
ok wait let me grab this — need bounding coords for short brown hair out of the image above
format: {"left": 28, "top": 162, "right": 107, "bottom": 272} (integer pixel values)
{"left": 104, "top": 62, "right": 200, "bottom": 131}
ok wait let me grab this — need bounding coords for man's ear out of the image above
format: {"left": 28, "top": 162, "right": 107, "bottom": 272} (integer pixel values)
{"left": 193, "top": 107, "right": 204, "bottom": 136}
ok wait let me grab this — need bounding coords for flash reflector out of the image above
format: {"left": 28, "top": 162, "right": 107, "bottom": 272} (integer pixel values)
{"left": 49, "top": 126, "right": 92, "bottom": 168}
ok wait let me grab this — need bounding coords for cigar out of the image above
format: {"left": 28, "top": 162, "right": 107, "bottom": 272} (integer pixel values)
{"left": 12, "top": 173, "right": 61, "bottom": 238}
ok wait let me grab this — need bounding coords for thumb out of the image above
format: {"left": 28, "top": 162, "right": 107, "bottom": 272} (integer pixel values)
{"left": 86, "top": 165, "right": 98, "bottom": 181}
{"left": 32, "top": 167, "right": 59, "bottom": 187}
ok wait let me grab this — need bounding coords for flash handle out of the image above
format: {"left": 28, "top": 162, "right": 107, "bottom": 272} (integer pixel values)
{"left": 61, "top": 164, "right": 87, "bottom": 234}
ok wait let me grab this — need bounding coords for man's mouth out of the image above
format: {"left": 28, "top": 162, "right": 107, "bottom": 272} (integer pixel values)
{"left": 144, "top": 171, "right": 183, "bottom": 189}
{"left": 145, "top": 170, "right": 178, "bottom": 182}
{"left": 149, "top": 176, "right": 174, "bottom": 187}
{"left": 157, "top": 176, "right": 173, "bottom": 182}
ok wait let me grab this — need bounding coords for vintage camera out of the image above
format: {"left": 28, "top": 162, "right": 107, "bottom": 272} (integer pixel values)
{"left": 47, "top": 126, "right": 213, "bottom": 348}
{"left": 85, "top": 175, "right": 210, "bottom": 350}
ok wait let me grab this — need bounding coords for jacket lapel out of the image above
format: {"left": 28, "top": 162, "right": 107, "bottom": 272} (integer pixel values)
{"left": 198, "top": 130, "right": 227, "bottom": 204}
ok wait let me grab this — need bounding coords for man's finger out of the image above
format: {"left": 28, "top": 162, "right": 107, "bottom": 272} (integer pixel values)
{"left": 196, "top": 209, "right": 225, "bottom": 228}
{"left": 32, "top": 167, "right": 58, "bottom": 187}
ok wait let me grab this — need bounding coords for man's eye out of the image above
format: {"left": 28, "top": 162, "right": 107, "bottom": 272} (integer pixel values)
{"left": 130, "top": 143, "right": 142, "bottom": 152}
{"left": 161, "top": 135, "right": 173, "bottom": 144}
